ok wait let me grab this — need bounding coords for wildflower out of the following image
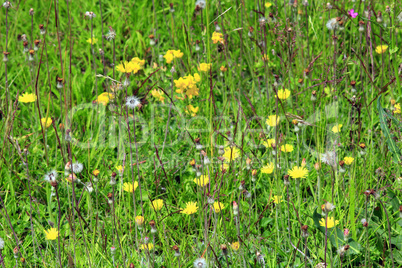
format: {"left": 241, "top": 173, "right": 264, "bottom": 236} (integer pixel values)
{"left": 93, "top": 169, "right": 100, "bottom": 176}
{"left": 223, "top": 147, "right": 240, "bottom": 161}
{"left": 151, "top": 89, "right": 165, "bottom": 103}
{"left": 96, "top": 92, "right": 114, "bottom": 106}
{"left": 319, "top": 217, "right": 339, "bottom": 228}
{"left": 212, "top": 32, "right": 223, "bottom": 44}
{"left": 193, "top": 257, "right": 207, "bottom": 268}
{"left": 135, "top": 216, "right": 144, "bottom": 229}
{"left": 272, "top": 195, "right": 282, "bottom": 204}
{"left": 39, "top": 24, "right": 46, "bottom": 35}
{"left": 281, "top": 144, "right": 294, "bottom": 153}
{"left": 266, "top": 115, "right": 280, "bottom": 127}
{"left": 149, "top": 220, "right": 157, "bottom": 233}
{"left": 343, "top": 156, "right": 354, "bottom": 165}
{"left": 344, "top": 228, "right": 350, "bottom": 241}
{"left": 163, "top": 49, "right": 183, "bottom": 64}
{"left": 84, "top": 11, "right": 96, "bottom": 19}
{"left": 44, "top": 170, "right": 58, "bottom": 182}
{"left": 358, "top": 20, "right": 365, "bottom": 32}
{"left": 44, "top": 227, "right": 59, "bottom": 240}
{"left": 348, "top": 9, "right": 358, "bottom": 18}
{"left": 277, "top": 89, "right": 291, "bottom": 100}
{"left": 106, "top": 26, "right": 116, "bottom": 40}
{"left": 195, "top": 0, "right": 206, "bottom": 9}
{"left": 173, "top": 245, "right": 180, "bottom": 257}
{"left": 332, "top": 124, "right": 342, "bottom": 133}
{"left": 65, "top": 173, "right": 78, "bottom": 183}
{"left": 326, "top": 18, "right": 338, "bottom": 30}
{"left": 265, "top": 2, "right": 272, "bottom": 8}
{"left": 194, "top": 175, "right": 209, "bottom": 187}
{"left": 131, "top": 57, "right": 145, "bottom": 67}
{"left": 198, "top": 63, "right": 211, "bottom": 72}
{"left": 288, "top": 166, "right": 308, "bottom": 179}
{"left": 375, "top": 45, "right": 388, "bottom": 54}
{"left": 361, "top": 218, "right": 368, "bottom": 227}
{"left": 185, "top": 105, "right": 199, "bottom": 117}
{"left": 301, "top": 225, "right": 309, "bottom": 238}
{"left": 233, "top": 201, "right": 239, "bottom": 215}
{"left": 262, "top": 138, "right": 276, "bottom": 148}
{"left": 181, "top": 201, "right": 198, "bottom": 215}
{"left": 71, "top": 162, "right": 83, "bottom": 174}
{"left": 86, "top": 38, "right": 98, "bottom": 44}
{"left": 220, "top": 66, "right": 227, "bottom": 72}
{"left": 322, "top": 201, "right": 336, "bottom": 214}
{"left": 3, "top": 51, "right": 10, "bottom": 62}
{"left": 18, "top": 92, "right": 37, "bottom": 103}
{"left": 152, "top": 199, "right": 164, "bottom": 211}
{"left": 261, "top": 162, "right": 274, "bottom": 174}
{"left": 231, "top": 241, "right": 240, "bottom": 251}
{"left": 123, "top": 182, "right": 138, "bottom": 192}
{"left": 213, "top": 202, "right": 225, "bottom": 213}
{"left": 41, "top": 118, "right": 52, "bottom": 128}
{"left": 56, "top": 77, "right": 64, "bottom": 89}
{"left": 140, "top": 243, "right": 154, "bottom": 250}
{"left": 394, "top": 103, "right": 401, "bottom": 114}
{"left": 125, "top": 96, "right": 141, "bottom": 109}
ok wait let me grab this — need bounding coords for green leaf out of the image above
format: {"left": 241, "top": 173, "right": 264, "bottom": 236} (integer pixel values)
{"left": 377, "top": 95, "right": 401, "bottom": 163}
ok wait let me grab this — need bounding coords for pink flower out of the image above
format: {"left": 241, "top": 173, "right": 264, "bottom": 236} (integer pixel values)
{"left": 343, "top": 228, "right": 349, "bottom": 238}
{"left": 348, "top": 9, "right": 358, "bottom": 18}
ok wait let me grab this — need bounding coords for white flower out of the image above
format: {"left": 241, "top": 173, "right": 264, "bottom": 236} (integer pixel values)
{"left": 125, "top": 96, "right": 141, "bottom": 109}
{"left": 195, "top": 0, "right": 206, "bottom": 9}
{"left": 321, "top": 151, "right": 337, "bottom": 168}
{"left": 44, "top": 170, "right": 58, "bottom": 182}
{"left": 194, "top": 257, "right": 207, "bottom": 268}
{"left": 0, "top": 237, "right": 4, "bottom": 249}
{"left": 72, "top": 162, "right": 83, "bottom": 174}
{"left": 326, "top": 18, "right": 338, "bottom": 30}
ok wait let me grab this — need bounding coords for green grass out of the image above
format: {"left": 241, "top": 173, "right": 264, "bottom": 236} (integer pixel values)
{"left": 1, "top": 0, "right": 402, "bottom": 267}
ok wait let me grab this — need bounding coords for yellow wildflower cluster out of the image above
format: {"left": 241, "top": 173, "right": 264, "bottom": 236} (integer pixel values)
{"left": 96, "top": 92, "right": 114, "bottom": 106}
{"left": 174, "top": 73, "right": 201, "bottom": 99}
{"left": 163, "top": 49, "right": 184, "bottom": 64}
{"left": 212, "top": 32, "right": 223, "bottom": 44}
{"left": 116, "top": 57, "right": 145, "bottom": 74}
{"left": 151, "top": 89, "right": 165, "bottom": 103}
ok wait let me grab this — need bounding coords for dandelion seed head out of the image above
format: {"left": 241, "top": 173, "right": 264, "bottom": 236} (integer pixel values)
{"left": 125, "top": 96, "right": 141, "bottom": 109}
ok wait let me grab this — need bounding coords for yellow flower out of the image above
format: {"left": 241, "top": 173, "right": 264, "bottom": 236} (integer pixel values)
{"left": 223, "top": 147, "right": 241, "bottom": 161}
{"left": 220, "top": 162, "right": 229, "bottom": 171}
{"left": 332, "top": 124, "right": 342, "bottom": 133}
{"left": 92, "top": 170, "right": 100, "bottom": 176}
{"left": 272, "top": 195, "right": 282, "bottom": 204}
{"left": 194, "top": 73, "right": 201, "bottom": 82}
{"left": 394, "top": 103, "right": 401, "bottom": 114}
{"left": 220, "top": 66, "right": 227, "bottom": 72}
{"left": 44, "top": 227, "right": 59, "bottom": 240}
{"left": 18, "top": 92, "right": 37, "bottom": 103}
{"left": 265, "top": 2, "right": 273, "bottom": 8}
{"left": 213, "top": 202, "right": 225, "bottom": 213}
{"left": 288, "top": 166, "right": 308, "bottom": 179}
{"left": 262, "top": 139, "right": 276, "bottom": 148}
{"left": 231, "top": 241, "right": 240, "bottom": 251}
{"left": 343, "top": 157, "right": 354, "bottom": 165}
{"left": 281, "top": 144, "right": 294, "bottom": 153}
{"left": 181, "top": 201, "right": 198, "bottom": 215}
{"left": 375, "top": 45, "right": 388, "bottom": 54}
{"left": 116, "top": 165, "right": 124, "bottom": 172}
{"left": 266, "top": 115, "right": 280, "bottom": 127}
{"left": 123, "top": 182, "right": 138, "bottom": 192}
{"left": 172, "top": 50, "right": 183, "bottom": 58}
{"left": 131, "top": 57, "right": 145, "bottom": 66}
{"left": 152, "top": 199, "right": 164, "bottom": 211}
{"left": 140, "top": 243, "right": 154, "bottom": 250}
{"left": 185, "top": 104, "right": 199, "bottom": 117}
{"left": 126, "top": 61, "right": 141, "bottom": 74}
{"left": 194, "top": 175, "right": 209, "bottom": 187}
{"left": 96, "top": 92, "right": 114, "bottom": 106}
{"left": 261, "top": 162, "right": 274, "bottom": 174}
{"left": 135, "top": 216, "right": 144, "bottom": 226}
{"left": 163, "top": 52, "right": 174, "bottom": 64}
{"left": 151, "top": 89, "right": 165, "bottom": 103}
{"left": 116, "top": 61, "right": 130, "bottom": 73}
{"left": 262, "top": 54, "right": 269, "bottom": 61}
{"left": 65, "top": 173, "right": 77, "bottom": 183}
{"left": 277, "top": 89, "right": 291, "bottom": 100}
{"left": 41, "top": 118, "right": 52, "bottom": 128}
{"left": 86, "top": 38, "right": 98, "bottom": 44}
{"left": 212, "top": 31, "right": 224, "bottom": 44}
{"left": 198, "top": 63, "right": 211, "bottom": 72}
{"left": 319, "top": 217, "right": 339, "bottom": 228}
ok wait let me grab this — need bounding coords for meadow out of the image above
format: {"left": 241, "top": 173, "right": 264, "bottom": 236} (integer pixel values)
{"left": 0, "top": 0, "right": 402, "bottom": 267}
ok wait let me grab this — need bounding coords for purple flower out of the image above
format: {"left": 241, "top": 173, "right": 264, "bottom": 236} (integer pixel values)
{"left": 348, "top": 9, "right": 358, "bottom": 18}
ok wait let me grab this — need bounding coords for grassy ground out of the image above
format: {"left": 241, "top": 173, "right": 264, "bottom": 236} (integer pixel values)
{"left": 1, "top": 0, "right": 402, "bottom": 267}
